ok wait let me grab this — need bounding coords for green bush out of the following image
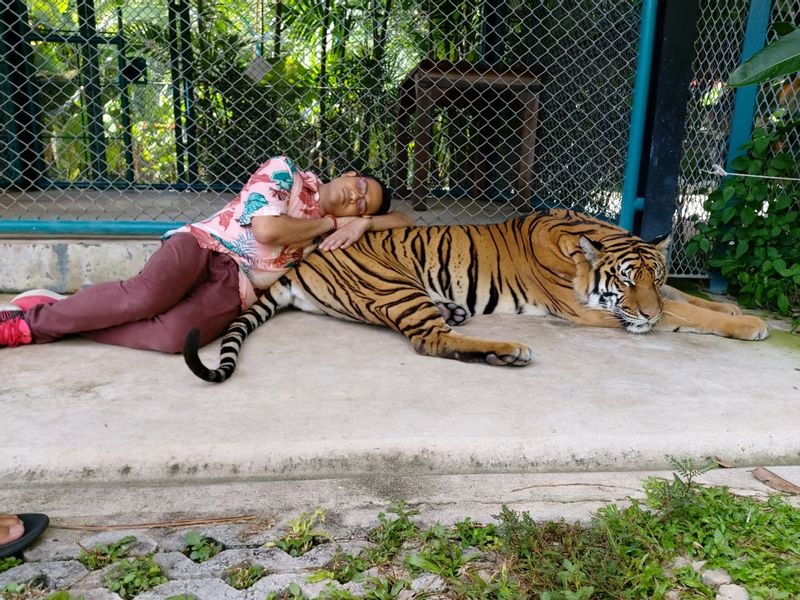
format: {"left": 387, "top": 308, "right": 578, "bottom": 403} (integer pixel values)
{"left": 687, "top": 121, "right": 800, "bottom": 329}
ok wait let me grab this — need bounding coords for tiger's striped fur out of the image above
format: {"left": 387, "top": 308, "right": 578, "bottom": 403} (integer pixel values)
{"left": 183, "top": 209, "right": 769, "bottom": 382}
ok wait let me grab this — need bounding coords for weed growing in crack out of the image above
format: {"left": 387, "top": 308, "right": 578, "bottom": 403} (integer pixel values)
{"left": 1, "top": 584, "right": 85, "bottom": 599}
{"left": 77, "top": 535, "right": 136, "bottom": 570}
{"left": 268, "top": 509, "right": 331, "bottom": 557}
{"left": 102, "top": 555, "right": 167, "bottom": 599}
{"left": 310, "top": 500, "right": 420, "bottom": 585}
{"left": 361, "top": 575, "right": 411, "bottom": 599}
{"left": 182, "top": 531, "right": 223, "bottom": 563}
{"left": 222, "top": 560, "right": 267, "bottom": 589}
{"left": 365, "top": 500, "right": 419, "bottom": 565}
{"left": 406, "top": 522, "right": 481, "bottom": 578}
{"left": 0, "top": 556, "right": 22, "bottom": 574}
{"left": 265, "top": 582, "right": 307, "bottom": 599}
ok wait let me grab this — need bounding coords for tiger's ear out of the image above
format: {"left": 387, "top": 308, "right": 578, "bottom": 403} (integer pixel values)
{"left": 648, "top": 233, "right": 671, "bottom": 258}
{"left": 579, "top": 236, "right": 604, "bottom": 267}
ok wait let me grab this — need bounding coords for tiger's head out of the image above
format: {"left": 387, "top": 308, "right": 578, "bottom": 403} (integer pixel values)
{"left": 574, "top": 234, "right": 670, "bottom": 333}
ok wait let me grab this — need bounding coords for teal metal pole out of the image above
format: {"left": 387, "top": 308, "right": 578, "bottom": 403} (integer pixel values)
{"left": 0, "top": 220, "right": 181, "bottom": 236}
{"left": 725, "top": 0, "right": 772, "bottom": 168}
{"left": 619, "top": 0, "right": 658, "bottom": 232}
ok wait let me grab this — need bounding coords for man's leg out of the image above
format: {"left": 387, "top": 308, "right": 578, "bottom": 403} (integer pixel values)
{"left": 83, "top": 250, "right": 241, "bottom": 352}
{"left": 24, "top": 233, "right": 214, "bottom": 344}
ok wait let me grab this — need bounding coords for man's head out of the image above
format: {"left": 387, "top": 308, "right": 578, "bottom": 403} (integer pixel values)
{"left": 319, "top": 171, "right": 392, "bottom": 218}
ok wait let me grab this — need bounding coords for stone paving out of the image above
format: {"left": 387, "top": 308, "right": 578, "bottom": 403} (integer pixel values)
{"left": 1, "top": 518, "right": 396, "bottom": 599}
{"left": 0, "top": 474, "right": 776, "bottom": 600}
{"left": 0, "top": 517, "right": 757, "bottom": 600}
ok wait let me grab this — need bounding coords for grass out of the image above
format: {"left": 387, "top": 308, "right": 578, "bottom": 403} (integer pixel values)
{"left": 304, "top": 468, "right": 800, "bottom": 599}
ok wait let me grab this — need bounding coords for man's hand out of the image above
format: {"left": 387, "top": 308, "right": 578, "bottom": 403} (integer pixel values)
{"left": 319, "top": 217, "right": 371, "bottom": 251}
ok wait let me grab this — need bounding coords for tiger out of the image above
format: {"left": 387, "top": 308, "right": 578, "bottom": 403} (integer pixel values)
{"left": 183, "top": 208, "right": 769, "bottom": 382}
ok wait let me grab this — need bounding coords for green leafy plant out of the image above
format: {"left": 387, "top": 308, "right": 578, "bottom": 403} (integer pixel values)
{"left": 1, "top": 582, "right": 27, "bottom": 598}
{"left": 102, "top": 555, "right": 168, "bottom": 599}
{"left": 77, "top": 535, "right": 137, "bottom": 570}
{"left": 728, "top": 24, "right": 800, "bottom": 87}
{"left": 365, "top": 500, "right": 419, "bottom": 565}
{"left": 222, "top": 560, "right": 267, "bottom": 589}
{"left": 361, "top": 576, "right": 411, "bottom": 599}
{"left": 267, "top": 509, "right": 331, "bottom": 557}
{"left": 1, "top": 583, "right": 86, "bottom": 599}
{"left": 406, "top": 522, "right": 481, "bottom": 578}
{"left": 309, "top": 501, "right": 419, "bottom": 585}
{"left": 0, "top": 556, "right": 22, "bottom": 574}
{"left": 309, "top": 547, "right": 371, "bottom": 584}
{"left": 182, "top": 531, "right": 223, "bottom": 563}
{"left": 315, "top": 584, "right": 360, "bottom": 599}
{"left": 165, "top": 595, "right": 198, "bottom": 600}
{"left": 454, "top": 562, "right": 523, "bottom": 600}
{"left": 454, "top": 518, "right": 500, "bottom": 551}
{"left": 687, "top": 121, "right": 800, "bottom": 329}
{"left": 266, "top": 582, "right": 308, "bottom": 600}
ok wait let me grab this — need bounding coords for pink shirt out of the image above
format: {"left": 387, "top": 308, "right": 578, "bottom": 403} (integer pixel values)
{"left": 167, "top": 156, "right": 323, "bottom": 308}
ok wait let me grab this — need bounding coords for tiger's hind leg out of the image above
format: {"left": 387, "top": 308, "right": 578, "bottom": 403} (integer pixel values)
{"left": 662, "top": 284, "right": 742, "bottom": 315}
{"left": 435, "top": 301, "right": 470, "bottom": 326}
{"left": 379, "top": 293, "right": 531, "bottom": 366}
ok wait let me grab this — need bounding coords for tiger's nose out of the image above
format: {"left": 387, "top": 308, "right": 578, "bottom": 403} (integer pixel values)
{"left": 640, "top": 309, "right": 653, "bottom": 319}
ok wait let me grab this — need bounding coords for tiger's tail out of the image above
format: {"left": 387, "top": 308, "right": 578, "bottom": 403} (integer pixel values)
{"left": 183, "top": 290, "right": 285, "bottom": 383}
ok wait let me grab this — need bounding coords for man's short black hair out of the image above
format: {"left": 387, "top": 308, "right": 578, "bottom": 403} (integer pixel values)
{"left": 360, "top": 171, "right": 392, "bottom": 215}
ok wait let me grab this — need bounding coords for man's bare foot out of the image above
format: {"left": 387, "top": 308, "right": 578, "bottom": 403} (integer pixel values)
{"left": 0, "top": 515, "right": 24, "bottom": 545}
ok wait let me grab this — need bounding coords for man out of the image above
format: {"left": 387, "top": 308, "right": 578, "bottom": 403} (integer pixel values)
{"left": 0, "top": 156, "right": 414, "bottom": 351}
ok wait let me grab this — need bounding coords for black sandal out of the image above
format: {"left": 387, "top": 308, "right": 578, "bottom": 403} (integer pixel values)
{"left": 0, "top": 514, "right": 49, "bottom": 558}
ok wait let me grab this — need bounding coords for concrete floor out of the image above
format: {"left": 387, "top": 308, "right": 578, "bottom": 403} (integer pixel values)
{"left": 2, "top": 309, "right": 798, "bottom": 489}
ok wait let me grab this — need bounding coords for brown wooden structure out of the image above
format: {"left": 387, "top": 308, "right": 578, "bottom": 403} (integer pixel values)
{"left": 394, "top": 59, "right": 543, "bottom": 210}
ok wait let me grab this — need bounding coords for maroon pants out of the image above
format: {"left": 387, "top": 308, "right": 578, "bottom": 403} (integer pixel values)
{"left": 24, "top": 233, "right": 242, "bottom": 353}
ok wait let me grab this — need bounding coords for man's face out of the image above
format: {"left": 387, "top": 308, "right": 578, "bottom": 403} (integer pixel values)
{"left": 327, "top": 173, "right": 382, "bottom": 217}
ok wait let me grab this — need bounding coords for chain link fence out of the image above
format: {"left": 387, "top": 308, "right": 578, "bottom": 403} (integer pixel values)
{"left": 672, "top": 0, "right": 799, "bottom": 277}
{"left": 1, "top": 0, "right": 640, "bottom": 229}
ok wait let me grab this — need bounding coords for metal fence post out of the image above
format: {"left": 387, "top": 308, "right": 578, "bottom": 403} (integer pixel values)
{"left": 76, "top": 0, "right": 109, "bottom": 184}
{"left": 637, "top": 0, "right": 701, "bottom": 242}
{"left": 619, "top": 0, "right": 657, "bottom": 232}
{"left": 0, "top": 0, "right": 43, "bottom": 187}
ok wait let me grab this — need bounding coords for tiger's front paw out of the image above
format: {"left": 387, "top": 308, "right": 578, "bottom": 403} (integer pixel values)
{"left": 485, "top": 343, "right": 532, "bottom": 367}
{"left": 729, "top": 315, "right": 769, "bottom": 340}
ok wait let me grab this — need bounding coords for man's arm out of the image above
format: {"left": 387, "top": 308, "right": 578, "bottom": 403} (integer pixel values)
{"left": 319, "top": 212, "right": 415, "bottom": 251}
{"left": 368, "top": 211, "right": 416, "bottom": 231}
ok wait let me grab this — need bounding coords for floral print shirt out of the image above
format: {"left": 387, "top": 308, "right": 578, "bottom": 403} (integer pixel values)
{"left": 166, "top": 156, "right": 323, "bottom": 308}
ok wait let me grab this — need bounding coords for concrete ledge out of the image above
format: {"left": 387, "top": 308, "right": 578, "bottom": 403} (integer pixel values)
{"left": 3, "top": 312, "right": 799, "bottom": 486}
{"left": 0, "top": 239, "right": 158, "bottom": 293}
{"left": 4, "top": 468, "right": 800, "bottom": 526}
